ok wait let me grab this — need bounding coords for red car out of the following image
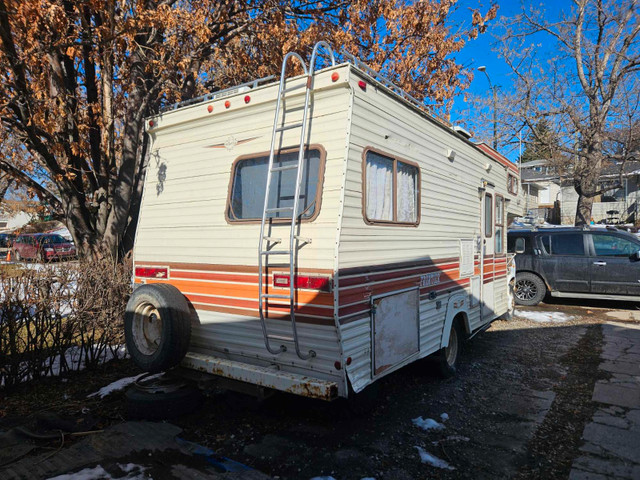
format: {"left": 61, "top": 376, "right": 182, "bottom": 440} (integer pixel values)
{"left": 13, "top": 233, "right": 77, "bottom": 262}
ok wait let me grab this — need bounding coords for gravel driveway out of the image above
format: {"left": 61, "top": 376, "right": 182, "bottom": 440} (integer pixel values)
{"left": 173, "top": 300, "right": 615, "bottom": 480}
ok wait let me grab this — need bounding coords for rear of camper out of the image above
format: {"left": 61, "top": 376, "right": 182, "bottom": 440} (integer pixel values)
{"left": 125, "top": 43, "right": 519, "bottom": 401}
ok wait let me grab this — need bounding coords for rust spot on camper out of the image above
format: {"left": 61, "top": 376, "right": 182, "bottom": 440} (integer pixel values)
{"left": 284, "top": 380, "right": 338, "bottom": 401}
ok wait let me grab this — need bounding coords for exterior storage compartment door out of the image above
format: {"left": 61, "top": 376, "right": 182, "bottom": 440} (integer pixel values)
{"left": 372, "top": 288, "right": 420, "bottom": 376}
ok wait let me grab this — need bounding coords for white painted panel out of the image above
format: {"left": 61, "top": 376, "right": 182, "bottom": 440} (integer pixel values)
{"left": 373, "top": 289, "right": 420, "bottom": 375}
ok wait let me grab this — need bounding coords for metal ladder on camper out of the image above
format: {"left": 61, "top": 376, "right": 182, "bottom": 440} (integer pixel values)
{"left": 257, "top": 42, "right": 335, "bottom": 360}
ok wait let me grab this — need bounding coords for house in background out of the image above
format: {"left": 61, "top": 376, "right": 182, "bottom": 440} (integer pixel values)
{"left": 520, "top": 159, "right": 640, "bottom": 225}
{"left": 560, "top": 160, "right": 640, "bottom": 225}
{"left": 520, "top": 160, "right": 562, "bottom": 224}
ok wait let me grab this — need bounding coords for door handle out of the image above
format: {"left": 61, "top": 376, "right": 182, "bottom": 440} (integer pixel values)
{"left": 593, "top": 261, "right": 607, "bottom": 266}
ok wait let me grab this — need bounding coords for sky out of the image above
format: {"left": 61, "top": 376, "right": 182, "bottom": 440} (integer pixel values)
{"left": 448, "top": 0, "right": 576, "bottom": 159}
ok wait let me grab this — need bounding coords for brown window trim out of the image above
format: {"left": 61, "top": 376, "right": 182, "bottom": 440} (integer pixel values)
{"left": 484, "top": 193, "right": 493, "bottom": 238}
{"left": 361, "top": 147, "right": 421, "bottom": 227}
{"left": 495, "top": 194, "right": 504, "bottom": 253}
{"left": 225, "top": 144, "right": 327, "bottom": 224}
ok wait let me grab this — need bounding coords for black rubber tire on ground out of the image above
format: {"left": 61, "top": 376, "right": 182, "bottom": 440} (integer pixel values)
{"left": 125, "top": 383, "right": 203, "bottom": 420}
{"left": 435, "top": 320, "right": 464, "bottom": 379}
{"left": 124, "top": 283, "right": 192, "bottom": 373}
{"left": 514, "top": 272, "right": 546, "bottom": 306}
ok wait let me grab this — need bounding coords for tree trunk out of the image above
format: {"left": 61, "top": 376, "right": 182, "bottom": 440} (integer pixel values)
{"left": 575, "top": 193, "right": 594, "bottom": 226}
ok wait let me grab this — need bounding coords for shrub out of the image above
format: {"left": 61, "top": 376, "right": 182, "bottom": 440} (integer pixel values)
{"left": 0, "top": 256, "right": 132, "bottom": 390}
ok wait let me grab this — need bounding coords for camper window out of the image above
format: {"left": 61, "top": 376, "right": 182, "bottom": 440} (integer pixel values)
{"left": 363, "top": 149, "right": 420, "bottom": 225}
{"left": 227, "top": 147, "right": 324, "bottom": 222}
{"left": 484, "top": 194, "right": 493, "bottom": 237}
{"left": 495, "top": 195, "right": 504, "bottom": 253}
{"left": 508, "top": 174, "right": 519, "bottom": 195}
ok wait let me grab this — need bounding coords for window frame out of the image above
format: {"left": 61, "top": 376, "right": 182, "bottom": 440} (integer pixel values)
{"left": 508, "top": 174, "right": 519, "bottom": 195}
{"left": 495, "top": 194, "right": 504, "bottom": 253}
{"left": 225, "top": 144, "right": 327, "bottom": 224}
{"left": 361, "top": 147, "right": 421, "bottom": 227}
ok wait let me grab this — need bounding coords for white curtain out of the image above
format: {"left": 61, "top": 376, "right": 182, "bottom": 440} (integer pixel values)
{"left": 366, "top": 155, "right": 394, "bottom": 221}
{"left": 397, "top": 163, "right": 417, "bottom": 222}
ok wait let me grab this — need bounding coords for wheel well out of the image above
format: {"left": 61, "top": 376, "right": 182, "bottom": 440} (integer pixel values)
{"left": 454, "top": 311, "right": 470, "bottom": 336}
{"left": 516, "top": 270, "right": 551, "bottom": 291}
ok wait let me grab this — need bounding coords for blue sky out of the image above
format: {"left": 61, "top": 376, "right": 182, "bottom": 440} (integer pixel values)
{"left": 449, "top": 0, "right": 576, "bottom": 156}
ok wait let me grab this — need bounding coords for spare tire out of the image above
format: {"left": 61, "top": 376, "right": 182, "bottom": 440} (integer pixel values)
{"left": 124, "top": 283, "right": 192, "bottom": 373}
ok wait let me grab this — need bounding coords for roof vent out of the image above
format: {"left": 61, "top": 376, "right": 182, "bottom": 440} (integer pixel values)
{"left": 453, "top": 126, "right": 472, "bottom": 139}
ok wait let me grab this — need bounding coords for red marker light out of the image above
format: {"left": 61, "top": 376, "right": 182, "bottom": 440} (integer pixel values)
{"left": 225, "top": 100, "right": 231, "bottom": 109}
{"left": 207, "top": 105, "right": 213, "bottom": 113}
{"left": 358, "top": 80, "right": 367, "bottom": 91}
{"left": 244, "top": 95, "right": 251, "bottom": 104}
{"left": 148, "top": 120, "right": 155, "bottom": 127}
{"left": 334, "top": 361, "right": 342, "bottom": 370}
{"left": 331, "top": 72, "right": 339, "bottom": 82}
{"left": 135, "top": 266, "right": 168, "bottom": 279}
{"left": 273, "top": 274, "right": 331, "bottom": 292}
{"left": 346, "top": 357, "right": 352, "bottom": 366}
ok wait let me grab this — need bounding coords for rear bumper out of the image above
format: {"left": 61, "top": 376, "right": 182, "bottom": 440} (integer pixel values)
{"left": 182, "top": 352, "right": 339, "bottom": 401}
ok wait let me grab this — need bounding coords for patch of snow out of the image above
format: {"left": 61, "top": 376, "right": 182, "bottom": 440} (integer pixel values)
{"left": 440, "top": 413, "right": 449, "bottom": 422}
{"left": 412, "top": 416, "right": 445, "bottom": 431}
{"left": 47, "top": 463, "right": 147, "bottom": 480}
{"left": 515, "top": 310, "right": 574, "bottom": 323}
{"left": 414, "top": 446, "right": 455, "bottom": 470}
{"left": 87, "top": 373, "right": 160, "bottom": 399}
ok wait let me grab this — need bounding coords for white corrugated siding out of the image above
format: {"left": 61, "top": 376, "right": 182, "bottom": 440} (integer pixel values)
{"left": 337, "top": 70, "right": 512, "bottom": 389}
{"left": 133, "top": 67, "right": 353, "bottom": 390}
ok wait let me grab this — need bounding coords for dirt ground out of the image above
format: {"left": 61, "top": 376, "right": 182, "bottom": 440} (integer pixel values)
{"left": 1, "top": 299, "right": 638, "bottom": 479}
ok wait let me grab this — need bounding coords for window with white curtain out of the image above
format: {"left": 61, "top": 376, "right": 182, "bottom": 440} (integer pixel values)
{"left": 364, "top": 150, "right": 419, "bottom": 225}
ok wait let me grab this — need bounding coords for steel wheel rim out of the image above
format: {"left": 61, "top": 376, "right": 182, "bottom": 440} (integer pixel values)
{"left": 515, "top": 278, "right": 537, "bottom": 301}
{"left": 132, "top": 303, "right": 163, "bottom": 355}
{"left": 445, "top": 327, "right": 458, "bottom": 366}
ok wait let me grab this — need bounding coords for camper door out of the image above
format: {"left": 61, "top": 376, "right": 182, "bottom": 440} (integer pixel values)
{"left": 482, "top": 187, "right": 495, "bottom": 317}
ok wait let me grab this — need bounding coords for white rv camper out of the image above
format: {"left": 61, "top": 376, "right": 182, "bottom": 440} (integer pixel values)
{"left": 125, "top": 43, "right": 520, "bottom": 401}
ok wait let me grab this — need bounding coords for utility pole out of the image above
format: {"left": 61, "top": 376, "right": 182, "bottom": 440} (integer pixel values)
{"left": 478, "top": 66, "right": 498, "bottom": 150}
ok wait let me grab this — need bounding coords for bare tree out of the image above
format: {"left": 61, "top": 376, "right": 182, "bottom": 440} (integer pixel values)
{"left": 486, "top": 0, "right": 640, "bottom": 224}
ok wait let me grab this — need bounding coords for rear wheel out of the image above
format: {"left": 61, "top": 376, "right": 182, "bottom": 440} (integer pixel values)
{"left": 436, "top": 321, "right": 463, "bottom": 378}
{"left": 514, "top": 272, "right": 546, "bottom": 306}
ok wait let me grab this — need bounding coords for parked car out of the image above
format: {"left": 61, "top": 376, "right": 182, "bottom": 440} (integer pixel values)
{"left": 508, "top": 226, "right": 640, "bottom": 306}
{"left": 0, "top": 233, "right": 15, "bottom": 257}
{"left": 12, "top": 233, "right": 77, "bottom": 262}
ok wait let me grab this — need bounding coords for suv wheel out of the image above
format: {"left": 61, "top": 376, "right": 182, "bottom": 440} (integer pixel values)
{"left": 514, "top": 272, "right": 546, "bottom": 306}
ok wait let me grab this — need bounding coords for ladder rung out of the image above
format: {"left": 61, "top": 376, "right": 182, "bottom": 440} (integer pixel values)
{"left": 267, "top": 334, "right": 294, "bottom": 342}
{"left": 266, "top": 207, "right": 294, "bottom": 213}
{"left": 261, "top": 250, "right": 290, "bottom": 255}
{"left": 276, "top": 123, "right": 303, "bottom": 132}
{"left": 294, "top": 235, "right": 312, "bottom": 244}
{"left": 263, "top": 236, "right": 281, "bottom": 243}
{"left": 282, "top": 84, "right": 306, "bottom": 94}
{"left": 262, "top": 294, "right": 291, "bottom": 300}
{"left": 271, "top": 164, "right": 298, "bottom": 172}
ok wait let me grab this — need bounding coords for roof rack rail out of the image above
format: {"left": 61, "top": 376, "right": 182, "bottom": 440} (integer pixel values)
{"left": 340, "top": 50, "right": 452, "bottom": 128}
{"left": 160, "top": 75, "right": 276, "bottom": 113}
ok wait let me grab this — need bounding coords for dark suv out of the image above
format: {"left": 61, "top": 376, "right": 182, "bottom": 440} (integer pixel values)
{"left": 508, "top": 226, "right": 640, "bottom": 306}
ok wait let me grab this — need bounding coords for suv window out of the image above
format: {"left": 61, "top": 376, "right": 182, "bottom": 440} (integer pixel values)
{"left": 541, "top": 233, "right": 585, "bottom": 256}
{"left": 508, "top": 235, "right": 530, "bottom": 254}
{"left": 592, "top": 233, "right": 639, "bottom": 257}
